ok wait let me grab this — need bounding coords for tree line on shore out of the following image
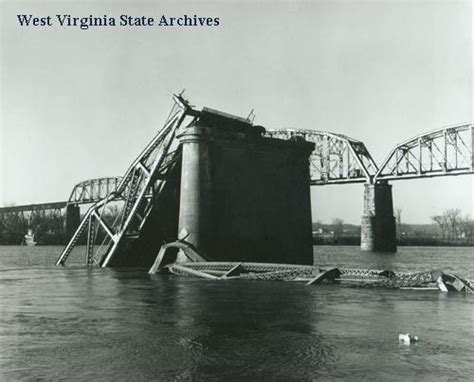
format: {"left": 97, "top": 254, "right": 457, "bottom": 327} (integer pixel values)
{"left": 313, "top": 208, "right": 474, "bottom": 246}
{"left": 0, "top": 211, "right": 67, "bottom": 245}
{"left": 428, "top": 209, "right": 473, "bottom": 243}
{"left": 0, "top": 205, "right": 122, "bottom": 245}
{"left": 1, "top": 206, "right": 472, "bottom": 246}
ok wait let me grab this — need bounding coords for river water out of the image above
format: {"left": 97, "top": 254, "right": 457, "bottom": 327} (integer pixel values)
{"left": 0, "top": 245, "right": 473, "bottom": 381}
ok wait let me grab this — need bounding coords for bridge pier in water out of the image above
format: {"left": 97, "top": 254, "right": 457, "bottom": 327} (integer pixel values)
{"left": 177, "top": 109, "right": 315, "bottom": 265}
{"left": 360, "top": 181, "right": 397, "bottom": 252}
{"left": 65, "top": 204, "right": 80, "bottom": 238}
{"left": 55, "top": 96, "right": 470, "bottom": 267}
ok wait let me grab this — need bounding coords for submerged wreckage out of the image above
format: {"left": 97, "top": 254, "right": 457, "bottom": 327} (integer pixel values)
{"left": 55, "top": 94, "right": 473, "bottom": 294}
{"left": 149, "top": 239, "right": 473, "bottom": 293}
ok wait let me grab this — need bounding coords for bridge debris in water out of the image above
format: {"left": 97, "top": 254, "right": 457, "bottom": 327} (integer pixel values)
{"left": 149, "top": 257, "right": 473, "bottom": 293}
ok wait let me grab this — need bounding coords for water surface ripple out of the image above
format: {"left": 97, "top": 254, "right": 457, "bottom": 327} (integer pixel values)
{"left": 0, "top": 246, "right": 473, "bottom": 380}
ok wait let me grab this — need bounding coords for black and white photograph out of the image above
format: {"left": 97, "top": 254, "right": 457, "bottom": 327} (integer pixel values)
{"left": 0, "top": 0, "right": 473, "bottom": 380}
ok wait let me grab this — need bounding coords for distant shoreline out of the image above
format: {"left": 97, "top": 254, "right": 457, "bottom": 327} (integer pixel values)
{"left": 1, "top": 243, "right": 473, "bottom": 249}
{"left": 313, "top": 237, "right": 474, "bottom": 248}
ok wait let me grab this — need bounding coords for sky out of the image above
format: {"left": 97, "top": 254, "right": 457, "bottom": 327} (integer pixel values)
{"left": 0, "top": 0, "right": 472, "bottom": 224}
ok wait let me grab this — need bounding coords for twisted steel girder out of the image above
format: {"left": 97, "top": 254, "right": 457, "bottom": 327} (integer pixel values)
{"left": 56, "top": 94, "right": 193, "bottom": 267}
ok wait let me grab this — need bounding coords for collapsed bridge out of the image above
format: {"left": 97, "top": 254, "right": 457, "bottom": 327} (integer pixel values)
{"left": 56, "top": 94, "right": 315, "bottom": 267}
{"left": 3, "top": 94, "right": 471, "bottom": 262}
{"left": 54, "top": 95, "right": 474, "bottom": 266}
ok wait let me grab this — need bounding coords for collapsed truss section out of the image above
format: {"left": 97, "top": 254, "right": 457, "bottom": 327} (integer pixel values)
{"left": 55, "top": 94, "right": 196, "bottom": 267}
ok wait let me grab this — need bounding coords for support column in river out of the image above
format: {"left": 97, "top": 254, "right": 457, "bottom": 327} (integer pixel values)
{"left": 177, "top": 108, "right": 315, "bottom": 264}
{"left": 65, "top": 204, "right": 80, "bottom": 238}
{"left": 360, "top": 181, "right": 397, "bottom": 252}
{"left": 177, "top": 127, "right": 213, "bottom": 255}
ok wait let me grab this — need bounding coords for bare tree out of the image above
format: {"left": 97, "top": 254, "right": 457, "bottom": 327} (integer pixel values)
{"left": 459, "top": 214, "right": 474, "bottom": 244}
{"left": 431, "top": 214, "right": 448, "bottom": 240}
{"left": 332, "top": 218, "right": 344, "bottom": 240}
{"left": 432, "top": 209, "right": 463, "bottom": 242}
{"left": 445, "top": 208, "right": 462, "bottom": 241}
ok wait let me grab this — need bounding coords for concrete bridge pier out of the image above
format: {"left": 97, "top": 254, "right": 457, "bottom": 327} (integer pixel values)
{"left": 360, "top": 181, "right": 397, "bottom": 252}
{"left": 65, "top": 204, "right": 80, "bottom": 238}
{"left": 176, "top": 109, "right": 315, "bottom": 264}
{"left": 177, "top": 127, "right": 213, "bottom": 255}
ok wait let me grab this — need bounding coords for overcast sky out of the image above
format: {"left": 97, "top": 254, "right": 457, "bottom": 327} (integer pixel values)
{"left": 1, "top": 0, "right": 472, "bottom": 224}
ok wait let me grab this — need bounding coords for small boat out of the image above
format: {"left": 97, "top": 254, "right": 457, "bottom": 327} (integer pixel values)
{"left": 22, "top": 229, "right": 37, "bottom": 246}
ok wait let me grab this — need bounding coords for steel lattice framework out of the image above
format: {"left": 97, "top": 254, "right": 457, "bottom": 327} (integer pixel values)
{"left": 0, "top": 177, "right": 123, "bottom": 216}
{"left": 56, "top": 94, "right": 194, "bottom": 267}
{"left": 265, "top": 129, "right": 378, "bottom": 185}
{"left": 68, "top": 177, "right": 123, "bottom": 204}
{"left": 375, "top": 123, "right": 473, "bottom": 181}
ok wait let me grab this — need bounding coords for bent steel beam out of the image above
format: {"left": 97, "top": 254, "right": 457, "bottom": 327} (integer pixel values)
{"left": 265, "top": 129, "right": 378, "bottom": 185}
{"left": 56, "top": 94, "right": 194, "bottom": 267}
{"left": 375, "top": 123, "right": 473, "bottom": 182}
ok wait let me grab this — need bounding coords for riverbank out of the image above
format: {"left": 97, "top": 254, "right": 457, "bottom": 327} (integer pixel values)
{"left": 313, "top": 236, "right": 474, "bottom": 247}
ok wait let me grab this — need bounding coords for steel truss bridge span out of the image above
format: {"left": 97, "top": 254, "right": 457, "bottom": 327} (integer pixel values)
{"left": 68, "top": 177, "right": 123, "bottom": 205}
{"left": 0, "top": 201, "right": 67, "bottom": 214}
{"left": 375, "top": 123, "right": 473, "bottom": 182}
{"left": 0, "top": 177, "right": 123, "bottom": 217}
{"left": 265, "top": 129, "right": 378, "bottom": 185}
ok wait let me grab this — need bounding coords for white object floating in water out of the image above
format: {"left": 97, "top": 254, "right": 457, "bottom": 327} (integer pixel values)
{"left": 399, "top": 333, "right": 418, "bottom": 344}
{"left": 436, "top": 276, "right": 449, "bottom": 292}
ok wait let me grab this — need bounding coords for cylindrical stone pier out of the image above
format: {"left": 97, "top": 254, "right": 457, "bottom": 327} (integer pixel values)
{"left": 177, "top": 126, "right": 212, "bottom": 254}
{"left": 360, "top": 181, "right": 397, "bottom": 252}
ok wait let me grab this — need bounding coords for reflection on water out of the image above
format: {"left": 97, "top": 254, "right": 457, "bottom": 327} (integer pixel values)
{"left": 0, "top": 246, "right": 473, "bottom": 380}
